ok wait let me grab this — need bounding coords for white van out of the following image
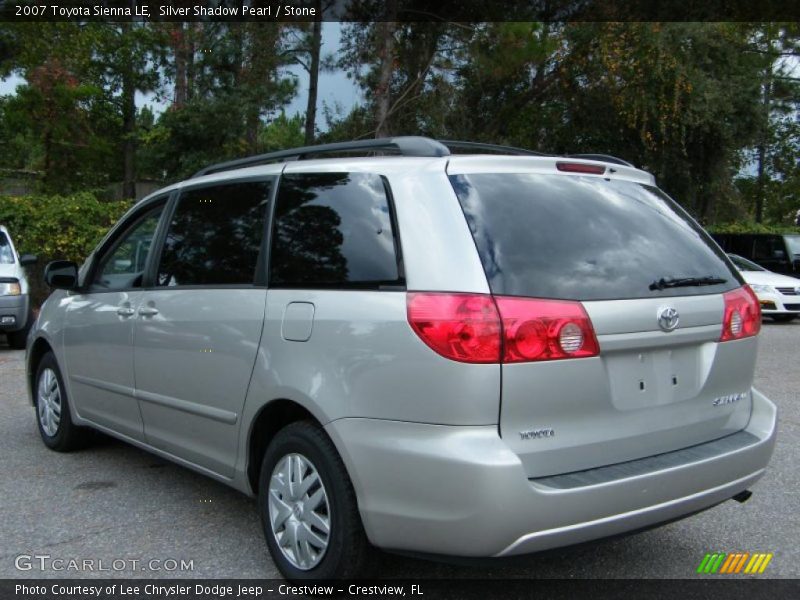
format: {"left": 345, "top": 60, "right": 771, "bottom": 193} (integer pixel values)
{"left": 0, "top": 224, "right": 37, "bottom": 348}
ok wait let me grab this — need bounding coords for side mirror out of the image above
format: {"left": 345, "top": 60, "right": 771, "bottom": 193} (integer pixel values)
{"left": 19, "top": 254, "right": 38, "bottom": 266}
{"left": 44, "top": 260, "right": 79, "bottom": 290}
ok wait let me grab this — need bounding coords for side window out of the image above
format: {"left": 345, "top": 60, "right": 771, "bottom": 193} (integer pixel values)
{"left": 269, "top": 172, "right": 403, "bottom": 288}
{"left": 156, "top": 181, "right": 271, "bottom": 287}
{"left": 93, "top": 205, "right": 164, "bottom": 291}
{"left": 728, "top": 235, "right": 753, "bottom": 257}
{"left": 754, "top": 236, "right": 783, "bottom": 261}
{"left": 0, "top": 232, "right": 14, "bottom": 264}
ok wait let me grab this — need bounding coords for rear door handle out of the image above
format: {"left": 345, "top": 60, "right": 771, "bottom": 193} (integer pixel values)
{"left": 138, "top": 307, "right": 159, "bottom": 317}
{"left": 117, "top": 307, "right": 135, "bottom": 317}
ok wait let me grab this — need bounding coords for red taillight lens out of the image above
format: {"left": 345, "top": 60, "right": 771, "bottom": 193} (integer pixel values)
{"left": 494, "top": 296, "right": 600, "bottom": 362}
{"left": 407, "top": 293, "right": 501, "bottom": 363}
{"left": 556, "top": 162, "right": 606, "bottom": 175}
{"left": 407, "top": 293, "right": 599, "bottom": 363}
{"left": 720, "top": 285, "right": 761, "bottom": 342}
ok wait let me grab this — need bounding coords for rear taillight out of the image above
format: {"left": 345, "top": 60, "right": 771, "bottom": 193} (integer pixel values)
{"left": 407, "top": 293, "right": 599, "bottom": 363}
{"left": 720, "top": 285, "right": 761, "bottom": 342}
{"left": 407, "top": 293, "right": 502, "bottom": 363}
{"left": 494, "top": 296, "right": 600, "bottom": 362}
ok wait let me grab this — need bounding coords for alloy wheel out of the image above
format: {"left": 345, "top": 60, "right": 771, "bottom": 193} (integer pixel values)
{"left": 37, "top": 368, "right": 62, "bottom": 437}
{"left": 268, "top": 452, "right": 331, "bottom": 570}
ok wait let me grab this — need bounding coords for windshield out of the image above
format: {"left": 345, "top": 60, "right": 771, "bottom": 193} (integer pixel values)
{"left": 449, "top": 173, "right": 741, "bottom": 301}
{"left": 786, "top": 235, "right": 800, "bottom": 256}
{"left": 0, "top": 233, "right": 15, "bottom": 264}
{"left": 728, "top": 254, "right": 765, "bottom": 272}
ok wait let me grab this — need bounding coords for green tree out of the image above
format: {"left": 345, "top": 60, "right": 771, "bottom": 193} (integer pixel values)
{"left": 0, "top": 23, "right": 120, "bottom": 192}
{"left": 739, "top": 23, "right": 799, "bottom": 223}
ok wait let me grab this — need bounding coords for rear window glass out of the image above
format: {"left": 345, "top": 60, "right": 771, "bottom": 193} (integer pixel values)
{"left": 0, "top": 233, "right": 13, "bottom": 264}
{"left": 449, "top": 173, "right": 740, "bottom": 301}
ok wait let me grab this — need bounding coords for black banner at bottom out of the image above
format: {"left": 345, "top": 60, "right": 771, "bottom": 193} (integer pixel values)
{"left": 2, "top": 579, "right": 799, "bottom": 600}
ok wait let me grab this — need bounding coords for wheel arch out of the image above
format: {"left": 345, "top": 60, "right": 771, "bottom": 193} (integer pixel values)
{"left": 246, "top": 398, "right": 325, "bottom": 495}
{"left": 27, "top": 336, "right": 54, "bottom": 405}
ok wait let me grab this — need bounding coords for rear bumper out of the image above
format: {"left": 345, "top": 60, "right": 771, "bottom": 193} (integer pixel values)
{"left": 0, "top": 294, "right": 29, "bottom": 331}
{"left": 325, "top": 388, "right": 777, "bottom": 557}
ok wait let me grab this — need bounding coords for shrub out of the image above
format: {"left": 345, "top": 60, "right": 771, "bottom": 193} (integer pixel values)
{"left": 707, "top": 221, "right": 800, "bottom": 235}
{"left": 0, "top": 193, "right": 133, "bottom": 306}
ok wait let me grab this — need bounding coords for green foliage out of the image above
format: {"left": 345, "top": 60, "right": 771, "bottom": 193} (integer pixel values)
{"left": 707, "top": 221, "right": 800, "bottom": 234}
{"left": 0, "top": 193, "right": 132, "bottom": 303}
{"left": 259, "top": 112, "right": 305, "bottom": 151}
{"left": 1, "top": 21, "right": 796, "bottom": 229}
{"left": 136, "top": 23, "right": 298, "bottom": 182}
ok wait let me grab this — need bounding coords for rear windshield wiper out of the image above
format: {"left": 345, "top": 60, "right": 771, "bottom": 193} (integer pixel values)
{"left": 649, "top": 276, "right": 727, "bottom": 291}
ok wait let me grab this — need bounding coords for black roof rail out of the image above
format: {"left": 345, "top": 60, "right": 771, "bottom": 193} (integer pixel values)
{"left": 191, "top": 137, "right": 635, "bottom": 179}
{"left": 439, "top": 140, "right": 549, "bottom": 156}
{"left": 192, "top": 136, "right": 450, "bottom": 178}
{"left": 564, "top": 153, "right": 634, "bottom": 167}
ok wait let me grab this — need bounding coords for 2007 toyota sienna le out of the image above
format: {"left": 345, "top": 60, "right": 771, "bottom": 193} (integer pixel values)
{"left": 26, "top": 137, "right": 777, "bottom": 579}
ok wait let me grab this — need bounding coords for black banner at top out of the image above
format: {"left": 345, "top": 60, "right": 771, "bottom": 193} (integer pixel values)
{"left": 2, "top": 0, "right": 800, "bottom": 22}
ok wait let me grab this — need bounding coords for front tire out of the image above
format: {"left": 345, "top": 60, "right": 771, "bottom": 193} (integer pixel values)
{"left": 34, "top": 352, "right": 90, "bottom": 451}
{"left": 258, "top": 421, "right": 370, "bottom": 580}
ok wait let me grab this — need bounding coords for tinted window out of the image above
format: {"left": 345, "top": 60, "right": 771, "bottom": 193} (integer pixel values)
{"left": 726, "top": 235, "right": 755, "bottom": 257}
{"left": 753, "top": 236, "right": 784, "bottom": 261}
{"left": 93, "top": 206, "right": 164, "bottom": 290}
{"left": 157, "top": 181, "right": 270, "bottom": 286}
{"left": 787, "top": 236, "right": 800, "bottom": 256}
{"left": 713, "top": 234, "right": 754, "bottom": 256}
{"left": 269, "top": 173, "right": 402, "bottom": 288}
{"left": 0, "top": 232, "right": 13, "bottom": 264}
{"left": 450, "top": 173, "right": 740, "bottom": 301}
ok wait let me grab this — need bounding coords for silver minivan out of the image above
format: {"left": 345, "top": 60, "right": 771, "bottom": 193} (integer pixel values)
{"left": 26, "top": 138, "right": 777, "bottom": 580}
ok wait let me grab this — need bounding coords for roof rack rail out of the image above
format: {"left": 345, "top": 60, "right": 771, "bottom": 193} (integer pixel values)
{"left": 439, "top": 140, "right": 549, "bottom": 156}
{"left": 564, "top": 153, "right": 633, "bottom": 167}
{"left": 191, "top": 136, "right": 634, "bottom": 179}
{"left": 192, "top": 136, "right": 450, "bottom": 178}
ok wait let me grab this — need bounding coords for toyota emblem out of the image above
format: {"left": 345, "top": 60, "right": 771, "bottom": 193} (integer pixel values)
{"left": 657, "top": 307, "right": 680, "bottom": 332}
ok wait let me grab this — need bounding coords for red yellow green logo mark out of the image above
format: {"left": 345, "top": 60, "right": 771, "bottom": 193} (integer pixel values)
{"left": 697, "top": 552, "right": 773, "bottom": 574}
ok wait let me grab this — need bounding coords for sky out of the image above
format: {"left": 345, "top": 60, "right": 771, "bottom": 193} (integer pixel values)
{"left": 0, "top": 22, "right": 362, "bottom": 131}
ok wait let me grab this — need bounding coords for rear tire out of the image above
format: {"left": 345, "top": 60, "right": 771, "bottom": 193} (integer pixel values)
{"left": 258, "top": 421, "right": 370, "bottom": 580}
{"left": 771, "top": 314, "right": 797, "bottom": 323}
{"left": 34, "top": 352, "right": 90, "bottom": 451}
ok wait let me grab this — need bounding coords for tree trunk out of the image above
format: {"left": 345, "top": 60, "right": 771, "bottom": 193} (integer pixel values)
{"left": 173, "top": 23, "right": 187, "bottom": 107}
{"left": 245, "top": 111, "right": 259, "bottom": 153}
{"left": 122, "top": 70, "right": 136, "bottom": 199}
{"left": 186, "top": 23, "right": 196, "bottom": 101}
{"left": 304, "top": 9, "right": 322, "bottom": 145}
{"left": 374, "top": 1, "right": 398, "bottom": 138}
{"left": 755, "top": 66, "right": 771, "bottom": 224}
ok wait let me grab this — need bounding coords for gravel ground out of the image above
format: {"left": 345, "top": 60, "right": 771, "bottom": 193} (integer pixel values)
{"left": 0, "top": 319, "right": 797, "bottom": 580}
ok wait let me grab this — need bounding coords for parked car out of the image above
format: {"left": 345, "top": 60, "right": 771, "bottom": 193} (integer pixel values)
{"left": 0, "top": 224, "right": 37, "bottom": 349}
{"left": 728, "top": 253, "right": 800, "bottom": 322}
{"left": 712, "top": 232, "right": 800, "bottom": 278}
{"left": 26, "top": 138, "right": 777, "bottom": 580}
